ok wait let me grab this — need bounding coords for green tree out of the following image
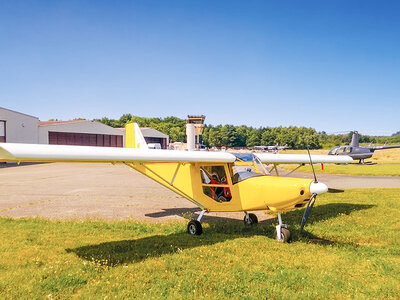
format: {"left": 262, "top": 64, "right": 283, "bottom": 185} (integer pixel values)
{"left": 247, "top": 128, "right": 262, "bottom": 147}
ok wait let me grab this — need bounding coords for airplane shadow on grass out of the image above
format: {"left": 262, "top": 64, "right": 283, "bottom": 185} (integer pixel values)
{"left": 66, "top": 203, "right": 374, "bottom": 266}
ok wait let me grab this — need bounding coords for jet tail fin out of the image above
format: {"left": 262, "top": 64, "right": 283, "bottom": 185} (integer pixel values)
{"left": 125, "top": 123, "right": 148, "bottom": 149}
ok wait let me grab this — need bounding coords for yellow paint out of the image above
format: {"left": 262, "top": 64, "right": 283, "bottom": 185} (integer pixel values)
{"left": 125, "top": 123, "right": 135, "bottom": 148}
{"left": 236, "top": 176, "right": 311, "bottom": 211}
{"left": 125, "top": 161, "right": 313, "bottom": 213}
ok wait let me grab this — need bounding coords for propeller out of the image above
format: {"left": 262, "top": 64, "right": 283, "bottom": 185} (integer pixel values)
{"left": 307, "top": 145, "right": 317, "bottom": 183}
{"left": 299, "top": 146, "right": 345, "bottom": 233}
{"left": 299, "top": 146, "right": 318, "bottom": 233}
{"left": 300, "top": 193, "right": 316, "bottom": 233}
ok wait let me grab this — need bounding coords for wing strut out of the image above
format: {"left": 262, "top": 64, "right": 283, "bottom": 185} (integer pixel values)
{"left": 268, "top": 164, "right": 279, "bottom": 176}
{"left": 284, "top": 163, "right": 305, "bottom": 177}
{"left": 170, "top": 163, "right": 181, "bottom": 185}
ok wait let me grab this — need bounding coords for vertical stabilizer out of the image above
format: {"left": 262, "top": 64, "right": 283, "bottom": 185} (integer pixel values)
{"left": 125, "top": 123, "right": 149, "bottom": 149}
{"left": 350, "top": 131, "right": 359, "bottom": 147}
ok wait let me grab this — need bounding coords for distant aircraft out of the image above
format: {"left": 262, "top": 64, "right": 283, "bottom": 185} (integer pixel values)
{"left": 253, "top": 144, "right": 289, "bottom": 153}
{"left": 328, "top": 131, "right": 400, "bottom": 164}
{"left": 0, "top": 123, "right": 352, "bottom": 242}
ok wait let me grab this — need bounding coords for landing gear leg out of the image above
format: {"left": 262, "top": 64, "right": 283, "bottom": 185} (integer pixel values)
{"left": 274, "top": 212, "right": 291, "bottom": 243}
{"left": 187, "top": 209, "right": 206, "bottom": 235}
{"left": 243, "top": 212, "right": 258, "bottom": 225}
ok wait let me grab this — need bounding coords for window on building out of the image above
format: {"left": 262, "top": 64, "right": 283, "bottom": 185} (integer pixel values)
{"left": 0, "top": 121, "right": 5, "bottom": 143}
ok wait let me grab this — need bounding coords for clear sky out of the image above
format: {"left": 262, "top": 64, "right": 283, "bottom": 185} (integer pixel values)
{"left": 1, "top": 1, "right": 399, "bottom": 135}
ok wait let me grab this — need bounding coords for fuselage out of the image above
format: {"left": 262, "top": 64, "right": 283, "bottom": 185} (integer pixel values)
{"left": 128, "top": 153, "right": 323, "bottom": 213}
{"left": 328, "top": 145, "right": 374, "bottom": 160}
{"left": 233, "top": 175, "right": 314, "bottom": 212}
{"left": 329, "top": 141, "right": 400, "bottom": 161}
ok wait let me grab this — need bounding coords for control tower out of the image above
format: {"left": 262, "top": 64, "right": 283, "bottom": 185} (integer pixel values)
{"left": 186, "top": 115, "right": 205, "bottom": 151}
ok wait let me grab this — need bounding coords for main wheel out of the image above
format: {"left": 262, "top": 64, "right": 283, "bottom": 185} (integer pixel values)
{"left": 274, "top": 227, "right": 291, "bottom": 243}
{"left": 187, "top": 220, "right": 203, "bottom": 235}
{"left": 243, "top": 213, "right": 258, "bottom": 225}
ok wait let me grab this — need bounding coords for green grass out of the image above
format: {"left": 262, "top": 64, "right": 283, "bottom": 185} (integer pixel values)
{"left": 280, "top": 162, "right": 400, "bottom": 176}
{"left": 1, "top": 189, "right": 400, "bottom": 299}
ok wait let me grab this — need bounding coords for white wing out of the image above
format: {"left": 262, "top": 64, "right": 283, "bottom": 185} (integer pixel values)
{"left": 255, "top": 153, "right": 353, "bottom": 164}
{"left": 0, "top": 143, "right": 352, "bottom": 164}
{"left": 0, "top": 143, "right": 236, "bottom": 163}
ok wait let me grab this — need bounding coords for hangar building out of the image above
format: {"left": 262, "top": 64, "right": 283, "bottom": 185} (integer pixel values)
{"left": 39, "top": 120, "right": 124, "bottom": 147}
{"left": 140, "top": 127, "right": 169, "bottom": 149}
{"left": 0, "top": 107, "right": 39, "bottom": 143}
{"left": 0, "top": 107, "right": 169, "bottom": 148}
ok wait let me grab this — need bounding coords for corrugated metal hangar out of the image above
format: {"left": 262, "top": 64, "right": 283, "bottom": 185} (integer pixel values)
{"left": 0, "top": 107, "right": 168, "bottom": 148}
{"left": 39, "top": 120, "right": 124, "bottom": 147}
{"left": 141, "top": 127, "right": 169, "bottom": 149}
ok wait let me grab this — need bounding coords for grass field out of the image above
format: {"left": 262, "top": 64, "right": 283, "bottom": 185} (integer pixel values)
{"left": 279, "top": 148, "right": 400, "bottom": 176}
{"left": 1, "top": 189, "right": 399, "bottom": 299}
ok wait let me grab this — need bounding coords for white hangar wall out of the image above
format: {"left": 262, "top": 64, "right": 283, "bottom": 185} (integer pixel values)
{"left": 0, "top": 107, "right": 39, "bottom": 143}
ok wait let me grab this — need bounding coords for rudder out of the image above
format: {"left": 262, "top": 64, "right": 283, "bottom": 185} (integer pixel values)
{"left": 125, "top": 123, "right": 148, "bottom": 149}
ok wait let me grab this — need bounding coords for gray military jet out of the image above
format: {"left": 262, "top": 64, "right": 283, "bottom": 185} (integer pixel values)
{"left": 328, "top": 131, "right": 400, "bottom": 164}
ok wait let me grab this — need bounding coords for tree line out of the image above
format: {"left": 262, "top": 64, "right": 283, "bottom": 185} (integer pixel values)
{"left": 95, "top": 114, "right": 399, "bottom": 149}
{"left": 96, "top": 114, "right": 187, "bottom": 143}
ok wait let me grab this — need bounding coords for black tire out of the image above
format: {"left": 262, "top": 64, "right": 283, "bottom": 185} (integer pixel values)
{"left": 187, "top": 220, "right": 203, "bottom": 235}
{"left": 243, "top": 213, "right": 258, "bottom": 225}
{"left": 274, "top": 227, "right": 291, "bottom": 243}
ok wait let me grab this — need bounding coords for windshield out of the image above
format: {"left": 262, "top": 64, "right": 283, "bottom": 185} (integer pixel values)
{"left": 328, "top": 146, "right": 340, "bottom": 155}
{"left": 231, "top": 153, "right": 268, "bottom": 184}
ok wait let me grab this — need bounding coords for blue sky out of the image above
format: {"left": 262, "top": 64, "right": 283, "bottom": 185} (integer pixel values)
{"left": 1, "top": 1, "right": 399, "bottom": 135}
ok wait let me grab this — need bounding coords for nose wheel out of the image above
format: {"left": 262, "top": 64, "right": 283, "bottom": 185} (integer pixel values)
{"left": 274, "top": 227, "right": 291, "bottom": 243}
{"left": 275, "top": 212, "right": 291, "bottom": 243}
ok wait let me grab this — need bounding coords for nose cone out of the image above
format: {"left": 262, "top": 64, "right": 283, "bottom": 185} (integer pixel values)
{"left": 310, "top": 181, "right": 328, "bottom": 195}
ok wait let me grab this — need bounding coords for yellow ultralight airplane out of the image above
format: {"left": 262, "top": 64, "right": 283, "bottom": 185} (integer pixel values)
{"left": 0, "top": 123, "right": 352, "bottom": 242}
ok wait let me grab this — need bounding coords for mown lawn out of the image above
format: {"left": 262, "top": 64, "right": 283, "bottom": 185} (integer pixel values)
{"left": 0, "top": 189, "right": 399, "bottom": 299}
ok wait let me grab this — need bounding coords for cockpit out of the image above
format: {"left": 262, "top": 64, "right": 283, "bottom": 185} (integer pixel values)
{"left": 328, "top": 146, "right": 339, "bottom": 155}
{"left": 199, "top": 153, "right": 269, "bottom": 203}
{"left": 231, "top": 153, "right": 269, "bottom": 184}
{"left": 328, "top": 146, "right": 353, "bottom": 155}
